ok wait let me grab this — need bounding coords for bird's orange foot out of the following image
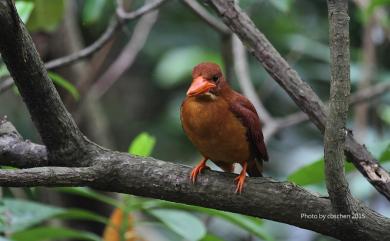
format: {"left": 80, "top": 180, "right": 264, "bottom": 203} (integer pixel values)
{"left": 234, "top": 174, "right": 246, "bottom": 193}
{"left": 190, "top": 157, "right": 208, "bottom": 183}
{"left": 234, "top": 161, "right": 248, "bottom": 194}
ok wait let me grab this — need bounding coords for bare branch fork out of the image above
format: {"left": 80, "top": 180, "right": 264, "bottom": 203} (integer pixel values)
{"left": 0, "top": 0, "right": 390, "bottom": 240}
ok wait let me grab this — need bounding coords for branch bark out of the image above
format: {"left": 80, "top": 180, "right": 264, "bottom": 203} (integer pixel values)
{"left": 325, "top": 0, "right": 356, "bottom": 215}
{"left": 0, "top": 0, "right": 90, "bottom": 165}
{"left": 1, "top": 119, "right": 389, "bottom": 240}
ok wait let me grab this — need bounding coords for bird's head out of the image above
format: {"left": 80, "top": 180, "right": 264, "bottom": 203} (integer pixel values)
{"left": 186, "top": 62, "right": 226, "bottom": 97}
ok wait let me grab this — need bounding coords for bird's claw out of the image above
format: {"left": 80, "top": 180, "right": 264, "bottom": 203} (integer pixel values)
{"left": 234, "top": 173, "right": 246, "bottom": 194}
{"left": 190, "top": 157, "right": 209, "bottom": 184}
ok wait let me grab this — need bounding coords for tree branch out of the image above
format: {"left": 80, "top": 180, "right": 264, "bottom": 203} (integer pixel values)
{"left": 207, "top": 0, "right": 390, "bottom": 201}
{"left": 0, "top": 117, "right": 47, "bottom": 168}
{"left": 182, "top": 0, "right": 230, "bottom": 34}
{"left": 1, "top": 120, "right": 389, "bottom": 240}
{"left": 0, "top": 0, "right": 90, "bottom": 165}
{"left": 325, "top": 0, "right": 356, "bottom": 215}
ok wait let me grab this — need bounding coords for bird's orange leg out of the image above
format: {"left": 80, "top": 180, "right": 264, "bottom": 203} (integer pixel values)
{"left": 190, "top": 157, "right": 208, "bottom": 183}
{"left": 234, "top": 161, "right": 248, "bottom": 193}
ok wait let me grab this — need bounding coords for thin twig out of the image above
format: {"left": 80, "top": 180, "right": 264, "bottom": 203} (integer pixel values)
{"left": 0, "top": 0, "right": 170, "bottom": 94}
{"left": 350, "top": 81, "right": 390, "bottom": 104}
{"left": 273, "top": 80, "right": 390, "bottom": 133}
{"left": 116, "top": 0, "right": 166, "bottom": 20}
{"left": 182, "top": 0, "right": 230, "bottom": 34}
{"left": 91, "top": 5, "right": 159, "bottom": 99}
{"left": 232, "top": 35, "right": 272, "bottom": 123}
{"left": 45, "top": 19, "right": 120, "bottom": 70}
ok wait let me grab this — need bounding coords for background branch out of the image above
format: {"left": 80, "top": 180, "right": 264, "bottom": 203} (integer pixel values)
{"left": 231, "top": 35, "right": 277, "bottom": 140}
{"left": 0, "top": 0, "right": 170, "bottom": 94}
{"left": 90, "top": 9, "right": 159, "bottom": 100}
{"left": 182, "top": 0, "right": 229, "bottom": 34}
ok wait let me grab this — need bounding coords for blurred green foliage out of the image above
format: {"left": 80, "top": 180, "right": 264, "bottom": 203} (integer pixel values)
{"left": 48, "top": 72, "right": 80, "bottom": 101}
{"left": 26, "top": 0, "right": 65, "bottom": 32}
{"left": 128, "top": 132, "right": 156, "bottom": 156}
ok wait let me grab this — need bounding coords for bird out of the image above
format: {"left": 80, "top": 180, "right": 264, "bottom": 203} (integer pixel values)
{"left": 180, "top": 62, "right": 268, "bottom": 193}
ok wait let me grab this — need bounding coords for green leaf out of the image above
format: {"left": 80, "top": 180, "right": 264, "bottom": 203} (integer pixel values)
{"left": 15, "top": 1, "right": 34, "bottom": 24}
{"left": 82, "top": 0, "right": 107, "bottom": 26}
{"left": 141, "top": 200, "right": 273, "bottom": 241}
{"left": 379, "top": 105, "right": 390, "bottom": 125}
{"left": 0, "top": 64, "right": 9, "bottom": 78}
{"left": 11, "top": 227, "right": 103, "bottom": 241}
{"left": 148, "top": 209, "right": 206, "bottom": 241}
{"left": 288, "top": 159, "right": 325, "bottom": 185}
{"left": 154, "top": 46, "right": 222, "bottom": 88}
{"left": 268, "top": 0, "right": 293, "bottom": 12}
{"left": 200, "top": 234, "right": 225, "bottom": 241}
{"left": 128, "top": 132, "right": 156, "bottom": 157}
{"left": 288, "top": 158, "right": 361, "bottom": 185}
{"left": 56, "top": 187, "right": 122, "bottom": 208}
{"left": 380, "top": 144, "right": 390, "bottom": 162}
{"left": 26, "top": 0, "right": 65, "bottom": 32}
{"left": 55, "top": 208, "right": 108, "bottom": 224}
{"left": 48, "top": 72, "right": 80, "bottom": 100}
{"left": 0, "top": 198, "right": 64, "bottom": 233}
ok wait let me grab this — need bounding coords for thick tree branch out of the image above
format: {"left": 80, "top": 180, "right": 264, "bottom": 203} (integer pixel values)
{"left": 207, "top": 0, "right": 390, "bottom": 201}
{"left": 0, "top": 0, "right": 90, "bottom": 165}
{"left": 0, "top": 120, "right": 389, "bottom": 240}
{"left": 325, "top": 0, "right": 356, "bottom": 215}
{"left": 0, "top": 117, "right": 47, "bottom": 168}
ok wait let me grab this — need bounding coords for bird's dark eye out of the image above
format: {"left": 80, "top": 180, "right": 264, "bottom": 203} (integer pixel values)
{"left": 212, "top": 75, "right": 219, "bottom": 82}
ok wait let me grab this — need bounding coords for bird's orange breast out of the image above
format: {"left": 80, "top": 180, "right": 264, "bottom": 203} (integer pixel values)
{"left": 181, "top": 94, "right": 251, "bottom": 163}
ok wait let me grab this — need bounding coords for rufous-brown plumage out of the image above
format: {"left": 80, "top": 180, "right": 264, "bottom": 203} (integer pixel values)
{"left": 180, "top": 62, "right": 268, "bottom": 193}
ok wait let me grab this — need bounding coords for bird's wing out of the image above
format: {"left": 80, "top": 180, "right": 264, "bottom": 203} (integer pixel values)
{"left": 229, "top": 94, "right": 269, "bottom": 163}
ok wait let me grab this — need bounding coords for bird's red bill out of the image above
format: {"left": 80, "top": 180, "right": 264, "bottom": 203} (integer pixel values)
{"left": 186, "top": 76, "right": 216, "bottom": 96}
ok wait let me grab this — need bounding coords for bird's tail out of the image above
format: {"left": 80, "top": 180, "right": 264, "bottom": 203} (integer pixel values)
{"left": 246, "top": 159, "right": 263, "bottom": 177}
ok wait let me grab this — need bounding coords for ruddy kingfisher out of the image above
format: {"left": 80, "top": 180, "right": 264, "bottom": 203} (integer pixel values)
{"left": 180, "top": 62, "right": 268, "bottom": 193}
